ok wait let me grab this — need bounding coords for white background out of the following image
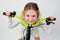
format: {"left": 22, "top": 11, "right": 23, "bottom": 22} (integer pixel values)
{"left": 0, "top": 0, "right": 60, "bottom": 40}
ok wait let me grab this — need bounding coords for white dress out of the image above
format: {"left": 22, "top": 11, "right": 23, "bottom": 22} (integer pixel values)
{"left": 8, "top": 17, "right": 54, "bottom": 40}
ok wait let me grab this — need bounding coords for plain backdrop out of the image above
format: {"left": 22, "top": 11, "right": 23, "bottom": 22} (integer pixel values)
{"left": 0, "top": 0, "right": 60, "bottom": 40}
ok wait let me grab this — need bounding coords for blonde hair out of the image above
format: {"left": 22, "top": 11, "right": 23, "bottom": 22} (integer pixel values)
{"left": 22, "top": 2, "right": 40, "bottom": 18}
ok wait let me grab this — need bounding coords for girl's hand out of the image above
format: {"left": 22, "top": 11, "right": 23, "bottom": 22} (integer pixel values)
{"left": 48, "top": 16, "right": 55, "bottom": 21}
{"left": 6, "top": 11, "right": 12, "bottom": 18}
{"left": 46, "top": 16, "right": 56, "bottom": 25}
{"left": 6, "top": 11, "right": 10, "bottom": 17}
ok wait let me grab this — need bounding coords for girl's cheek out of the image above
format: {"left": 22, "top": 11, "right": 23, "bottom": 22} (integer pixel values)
{"left": 34, "top": 17, "right": 38, "bottom": 20}
{"left": 25, "top": 17, "right": 29, "bottom": 21}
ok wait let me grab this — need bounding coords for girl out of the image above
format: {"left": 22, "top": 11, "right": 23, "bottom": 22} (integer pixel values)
{"left": 5, "top": 2, "right": 55, "bottom": 40}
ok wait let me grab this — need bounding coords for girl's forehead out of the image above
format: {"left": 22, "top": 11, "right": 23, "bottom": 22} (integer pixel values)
{"left": 25, "top": 9, "right": 37, "bottom": 15}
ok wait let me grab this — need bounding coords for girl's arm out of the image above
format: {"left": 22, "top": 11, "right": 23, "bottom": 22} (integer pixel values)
{"left": 40, "top": 16, "right": 56, "bottom": 33}
{"left": 8, "top": 17, "right": 20, "bottom": 29}
{"left": 4, "top": 11, "right": 20, "bottom": 29}
{"left": 40, "top": 21, "right": 55, "bottom": 34}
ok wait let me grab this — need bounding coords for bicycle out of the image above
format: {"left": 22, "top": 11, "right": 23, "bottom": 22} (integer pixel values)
{"left": 3, "top": 11, "right": 56, "bottom": 40}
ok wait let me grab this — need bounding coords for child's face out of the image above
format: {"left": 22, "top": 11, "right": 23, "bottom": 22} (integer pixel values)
{"left": 24, "top": 9, "right": 38, "bottom": 24}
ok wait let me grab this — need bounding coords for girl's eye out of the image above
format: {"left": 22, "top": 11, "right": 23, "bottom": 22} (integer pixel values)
{"left": 32, "top": 15, "right": 36, "bottom": 17}
{"left": 26, "top": 15, "right": 30, "bottom": 17}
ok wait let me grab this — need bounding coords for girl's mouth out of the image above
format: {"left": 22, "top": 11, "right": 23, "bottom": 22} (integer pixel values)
{"left": 29, "top": 21, "right": 34, "bottom": 23}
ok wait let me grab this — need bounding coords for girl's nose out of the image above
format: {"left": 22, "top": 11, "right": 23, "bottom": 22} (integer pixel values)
{"left": 29, "top": 17, "right": 33, "bottom": 20}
